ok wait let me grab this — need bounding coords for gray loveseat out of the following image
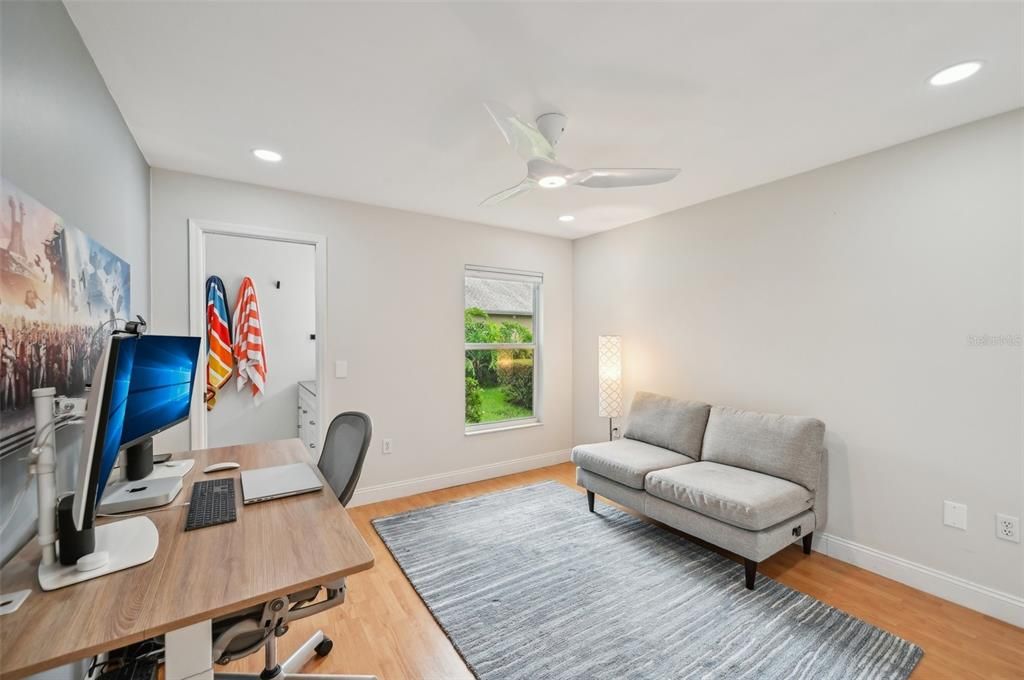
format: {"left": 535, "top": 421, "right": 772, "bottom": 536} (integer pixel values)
{"left": 571, "top": 392, "right": 827, "bottom": 589}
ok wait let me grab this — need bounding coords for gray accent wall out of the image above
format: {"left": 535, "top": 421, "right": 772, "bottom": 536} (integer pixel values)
{"left": 0, "top": 0, "right": 150, "bottom": 568}
{"left": 573, "top": 110, "right": 1023, "bottom": 602}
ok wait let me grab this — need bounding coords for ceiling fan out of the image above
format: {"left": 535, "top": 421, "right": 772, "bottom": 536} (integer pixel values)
{"left": 480, "top": 102, "right": 680, "bottom": 206}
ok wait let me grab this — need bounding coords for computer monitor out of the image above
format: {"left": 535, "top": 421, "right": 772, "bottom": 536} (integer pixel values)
{"left": 119, "top": 335, "right": 201, "bottom": 450}
{"left": 71, "top": 333, "right": 137, "bottom": 532}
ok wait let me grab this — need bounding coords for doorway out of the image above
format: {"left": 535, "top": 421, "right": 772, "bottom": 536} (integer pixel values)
{"left": 187, "top": 220, "right": 326, "bottom": 457}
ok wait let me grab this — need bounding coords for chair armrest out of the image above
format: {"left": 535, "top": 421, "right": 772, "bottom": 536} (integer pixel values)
{"left": 285, "top": 579, "right": 347, "bottom": 623}
{"left": 212, "top": 579, "right": 347, "bottom": 664}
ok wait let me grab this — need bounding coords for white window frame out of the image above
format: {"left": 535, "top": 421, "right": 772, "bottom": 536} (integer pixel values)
{"left": 464, "top": 265, "right": 543, "bottom": 435}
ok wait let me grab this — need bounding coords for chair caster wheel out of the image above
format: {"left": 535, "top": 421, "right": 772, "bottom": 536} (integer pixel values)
{"left": 315, "top": 637, "right": 333, "bottom": 657}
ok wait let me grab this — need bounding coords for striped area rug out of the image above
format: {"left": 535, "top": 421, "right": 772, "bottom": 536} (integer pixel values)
{"left": 373, "top": 482, "right": 923, "bottom": 680}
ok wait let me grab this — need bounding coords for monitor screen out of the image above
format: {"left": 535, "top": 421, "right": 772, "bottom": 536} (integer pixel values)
{"left": 94, "top": 335, "right": 136, "bottom": 507}
{"left": 120, "top": 335, "right": 201, "bottom": 449}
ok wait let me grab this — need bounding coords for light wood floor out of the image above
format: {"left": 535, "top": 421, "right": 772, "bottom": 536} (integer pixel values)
{"left": 225, "top": 463, "right": 1024, "bottom": 680}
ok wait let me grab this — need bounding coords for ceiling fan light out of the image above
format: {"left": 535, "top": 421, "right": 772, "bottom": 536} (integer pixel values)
{"left": 539, "top": 175, "right": 567, "bottom": 188}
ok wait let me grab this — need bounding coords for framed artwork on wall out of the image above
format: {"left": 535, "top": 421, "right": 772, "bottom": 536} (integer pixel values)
{"left": 0, "top": 178, "right": 131, "bottom": 453}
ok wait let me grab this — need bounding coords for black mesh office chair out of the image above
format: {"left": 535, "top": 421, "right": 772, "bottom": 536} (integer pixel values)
{"left": 210, "top": 412, "right": 375, "bottom": 680}
{"left": 318, "top": 411, "right": 372, "bottom": 506}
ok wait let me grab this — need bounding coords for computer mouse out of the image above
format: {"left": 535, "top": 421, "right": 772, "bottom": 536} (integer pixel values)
{"left": 204, "top": 462, "right": 241, "bottom": 473}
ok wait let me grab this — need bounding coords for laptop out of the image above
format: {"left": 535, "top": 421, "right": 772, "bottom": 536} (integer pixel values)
{"left": 241, "top": 462, "right": 324, "bottom": 504}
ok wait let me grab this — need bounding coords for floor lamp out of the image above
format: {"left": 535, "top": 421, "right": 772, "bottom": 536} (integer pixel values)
{"left": 598, "top": 335, "right": 623, "bottom": 441}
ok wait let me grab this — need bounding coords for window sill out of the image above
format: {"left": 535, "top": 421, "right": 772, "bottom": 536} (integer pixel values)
{"left": 465, "top": 420, "right": 543, "bottom": 436}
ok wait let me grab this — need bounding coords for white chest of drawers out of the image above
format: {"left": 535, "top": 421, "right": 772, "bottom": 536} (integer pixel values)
{"left": 297, "top": 380, "right": 319, "bottom": 458}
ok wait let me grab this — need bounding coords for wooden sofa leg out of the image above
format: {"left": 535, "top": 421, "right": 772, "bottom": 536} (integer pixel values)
{"left": 802, "top": 532, "right": 813, "bottom": 555}
{"left": 744, "top": 559, "right": 758, "bottom": 590}
{"left": 587, "top": 490, "right": 595, "bottom": 513}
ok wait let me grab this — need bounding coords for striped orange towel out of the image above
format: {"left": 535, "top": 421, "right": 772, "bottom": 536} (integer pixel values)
{"left": 231, "top": 276, "right": 268, "bottom": 404}
{"left": 205, "top": 276, "right": 233, "bottom": 410}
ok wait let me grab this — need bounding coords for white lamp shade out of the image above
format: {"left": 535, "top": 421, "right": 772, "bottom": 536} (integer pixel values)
{"left": 598, "top": 335, "right": 623, "bottom": 418}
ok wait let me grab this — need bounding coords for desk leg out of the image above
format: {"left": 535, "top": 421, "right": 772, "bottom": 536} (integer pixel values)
{"left": 165, "top": 619, "right": 213, "bottom": 680}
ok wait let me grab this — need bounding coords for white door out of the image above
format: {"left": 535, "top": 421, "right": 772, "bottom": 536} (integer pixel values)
{"left": 203, "top": 234, "right": 316, "bottom": 448}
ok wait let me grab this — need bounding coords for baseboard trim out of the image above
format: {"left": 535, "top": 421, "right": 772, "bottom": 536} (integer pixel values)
{"left": 818, "top": 533, "right": 1024, "bottom": 628}
{"left": 349, "top": 449, "right": 572, "bottom": 507}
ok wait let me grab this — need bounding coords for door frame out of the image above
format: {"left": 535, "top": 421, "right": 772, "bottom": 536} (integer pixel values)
{"left": 187, "top": 218, "right": 327, "bottom": 452}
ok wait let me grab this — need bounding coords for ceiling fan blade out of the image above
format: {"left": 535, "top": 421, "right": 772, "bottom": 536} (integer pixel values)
{"left": 480, "top": 179, "right": 536, "bottom": 206}
{"left": 572, "top": 168, "right": 680, "bottom": 188}
{"left": 483, "top": 102, "right": 556, "bottom": 162}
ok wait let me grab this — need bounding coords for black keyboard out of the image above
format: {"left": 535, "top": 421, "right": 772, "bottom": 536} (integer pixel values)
{"left": 185, "top": 478, "right": 237, "bottom": 531}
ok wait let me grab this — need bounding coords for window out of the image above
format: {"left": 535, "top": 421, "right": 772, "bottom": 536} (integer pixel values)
{"left": 464, "top": 265, "right": 542, "bottom": 433}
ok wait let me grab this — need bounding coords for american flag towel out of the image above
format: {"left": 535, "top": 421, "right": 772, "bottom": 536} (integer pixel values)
{"left": 232, "top": 276, "right": 268, "bottom": 404}
{"left": 205, "top": 275, "right": 233, "bottom": 411}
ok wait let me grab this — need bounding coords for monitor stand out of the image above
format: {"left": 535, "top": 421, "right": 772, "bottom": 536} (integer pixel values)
{"left": 145, "top": 458, "right": 196, "bottom": 480}
{"left": 124, "top": 437, "right": 196, "bottom": 481}
{"left": 38, "top": 516, "right": 159, "bottom": 591}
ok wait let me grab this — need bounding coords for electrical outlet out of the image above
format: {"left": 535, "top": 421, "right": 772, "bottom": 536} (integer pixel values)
{"left": 381, "top": 438, "right": 393, "bottom": 455}
{"left": 996, "top": 514, "right": 1020, "bottom": 543}
{"left": 943, "top": 501, "right": 967, "bottom": 531}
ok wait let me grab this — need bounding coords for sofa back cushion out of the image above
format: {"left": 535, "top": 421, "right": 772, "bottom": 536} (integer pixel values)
{"left": 701, "top": 406, "right": 825, "bottom": 492}
{"left": 624, "top": 392, "right": 711, "bottom": 458}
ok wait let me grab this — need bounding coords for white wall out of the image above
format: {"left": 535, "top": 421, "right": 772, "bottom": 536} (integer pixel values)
{"left": 573, "top": 111, "right": 1023, "bottom": 602}
{"left": 150, "top": 168, "right": 574, "bottom": 490}
{"left": 204, "top": 234, "right": 316, "bottom": 448}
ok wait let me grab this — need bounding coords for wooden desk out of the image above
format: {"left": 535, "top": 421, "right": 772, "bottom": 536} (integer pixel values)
{"left": 0, "top": 439, "right": 375, "bottom": 679}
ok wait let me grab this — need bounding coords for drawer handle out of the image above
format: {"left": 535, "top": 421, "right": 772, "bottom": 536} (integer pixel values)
{"left": 309, "top": 443, "right": 316, "bottom": 448}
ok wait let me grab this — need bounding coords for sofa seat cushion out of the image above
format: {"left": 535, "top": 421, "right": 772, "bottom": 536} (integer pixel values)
{"left": 645, "top": 462, "right": 813, "bottom": 531}
{"left": 571, "top": 439, "right": 695, "bottom": 489}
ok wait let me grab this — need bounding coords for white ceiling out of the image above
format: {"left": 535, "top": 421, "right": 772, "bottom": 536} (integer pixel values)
{"left": 67, "top": 1, "right": 1023, "bottom": 239}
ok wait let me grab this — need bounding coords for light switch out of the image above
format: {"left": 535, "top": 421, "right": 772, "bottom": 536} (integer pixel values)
{"left": 335, "top": 360, "right": 348, "bottom": 379}
{"left": 943, "top": 500, "right": 967, "bottom": 531}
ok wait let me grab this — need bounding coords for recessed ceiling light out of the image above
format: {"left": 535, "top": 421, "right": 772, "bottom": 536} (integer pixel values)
{"left": 929, "top": 61, "right": 982, "bottom": 86}
{"left": 538, "top": 175, "right": 567, "bottom": 188}
{"left": 252, "top": 148, "right": 283, "bottom": 162}
{"left": 558, "top": 215, "right": 575, "bottom": 223}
